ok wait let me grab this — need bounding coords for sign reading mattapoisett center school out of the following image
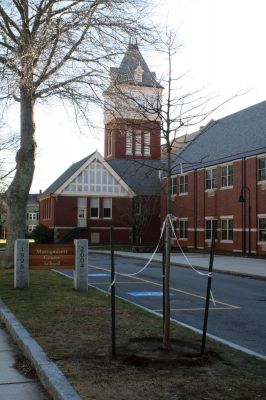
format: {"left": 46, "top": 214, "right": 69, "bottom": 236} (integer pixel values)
{"left": 29, "top": 244, "right": 75, "bottom": 269}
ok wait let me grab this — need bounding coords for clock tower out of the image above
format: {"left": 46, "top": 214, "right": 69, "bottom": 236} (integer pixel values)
{"left": 104, "top": 42, "right": 163, "bottom": 161}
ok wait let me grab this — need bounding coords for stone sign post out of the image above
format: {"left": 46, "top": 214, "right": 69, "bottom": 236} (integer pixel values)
{"left": 74, "top": 239, "right": 88, "bottom": 291}
{"left": 14, "top": 239, "right": 29, "bottom": 288}
{"left": 14, "top": 239, "right": 88, "bottom": 291}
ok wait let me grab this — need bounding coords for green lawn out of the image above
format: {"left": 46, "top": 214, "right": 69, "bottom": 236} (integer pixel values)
{"left": 0, "top": 266, "right": 265, "bottom": 400}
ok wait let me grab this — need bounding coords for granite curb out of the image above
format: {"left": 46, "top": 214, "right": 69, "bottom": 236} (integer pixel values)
{"left": 0, "top": 299, "right": 81, "bottom": 400}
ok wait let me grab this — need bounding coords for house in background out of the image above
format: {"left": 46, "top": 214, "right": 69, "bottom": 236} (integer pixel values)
{"left": 162, "top": 101, "right": 266, "bottom": 256}
{"left": 39, "top": 43, "right": 163, "bottom": 245}
{"left": 0, "top": 193, "right": 40, "bottom": 238}
{"left": 26, "top": 193, "right": 40, "bottom": 233}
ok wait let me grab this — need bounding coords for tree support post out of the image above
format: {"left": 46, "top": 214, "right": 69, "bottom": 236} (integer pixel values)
{"left": 201, "top": 225, "right": 215, "bottom": 356}
{"left": 110, "top": 225, "right": 116, "bottom": 359}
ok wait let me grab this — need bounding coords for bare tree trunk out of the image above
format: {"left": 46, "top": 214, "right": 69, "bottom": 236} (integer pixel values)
{"left": 162, "top": 137, "right": 172, "bottom": 350}
{"left": 3, "top": 88, "right": 36, "bottom": 267}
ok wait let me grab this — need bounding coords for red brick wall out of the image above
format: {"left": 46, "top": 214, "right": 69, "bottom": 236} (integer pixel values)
{"left": 39, "top": 196, "right": 56, "bottom": 228}
{"left": 104, "top": 119, "right": 161, "bottom": 160}
{"left": 40, "top": 195, "right": 160, "bottom": 244}
{"left": 161, "top": 155, "right": 266, "bottom": 256}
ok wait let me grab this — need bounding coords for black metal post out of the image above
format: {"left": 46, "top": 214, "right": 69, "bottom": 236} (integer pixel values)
{"left": 238, "top": 186, "right": 252, "bottom": 256}
{"left": 248, "top": 204, "right": 251, "bottom": 256}
{"left": 110, "top": 225, "right": 116, "bottom": 358}
{"left": 201, "top": 223, "right": 215, "bottom": 357}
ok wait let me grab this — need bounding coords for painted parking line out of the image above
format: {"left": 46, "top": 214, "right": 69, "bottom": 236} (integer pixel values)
{"left": 128, "top": 291, "right": 174, "bottom": 297}
{"left": 153, "top": 307, "right": 239, "bottom": 312}
{"left": 88, "top": 264, "right": 240, "bottom": 310}
{"left": 88, "top": 273, "right": 110, "bottom": 277}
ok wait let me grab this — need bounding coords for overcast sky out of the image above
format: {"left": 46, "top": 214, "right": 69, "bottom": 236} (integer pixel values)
{"left": 20, "top": 0, "right": 266, "bottom": 192}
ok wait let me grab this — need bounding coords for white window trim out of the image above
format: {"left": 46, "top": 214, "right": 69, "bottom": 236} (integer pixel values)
{"left": 179, "top": 218, "right": 188, "bottom": 240}
{"left": 135, "top": 133, "right": 142, "bottom": 156}
{"left": 220, "top": 163, "right": 234, "bottom": 188}
{"left": 27, "top": 212, "right": 38, "bottom": 221}
{"left": 126, "top": 132, "right": 133, "bottom": 155}
{"left": 103, "top": 198, "right": 112, "bottom": 219}
{"left": 205, "top": 167, "right": 217, "bottom": 191}
{"left": 258, "top": 215, "right": 266, "bottom": 243}
{"left": 144, "top": 132, "right": 151, "bottom": 156}
{"left": 90, "top": 198, "right": 99, "bottom": 219}
{"left": 220, "top": 186, "right": 233, "bottom": 190}
{"left": 179, "top": 174, "right": 188, "bottom": 195}
{"left": 171, "top": 177, "right": 177, "bottom": 196}
{"left": 258, "top": 155, "right": 266, "bottom": 182}
{"left": 27, "top": 225, "right": 36, "bottom": 233}
{"left": 107, "top": 131, "right": 112, "bottom": 157}
{"left": 220, "top": 217, "right": 234, "bottom": 242}
{"left": 205, "top": 218, "right": 218, "bottom": 242}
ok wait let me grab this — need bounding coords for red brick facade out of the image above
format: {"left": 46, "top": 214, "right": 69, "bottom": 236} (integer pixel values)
{"left": 161, "top": 154, "right": 266, "bottom": 256}
{"left": 40, "top": 194, "right": 160, "bottom": 244}
{"left": 104, "top": 119, "right": 161, "bottom": 160}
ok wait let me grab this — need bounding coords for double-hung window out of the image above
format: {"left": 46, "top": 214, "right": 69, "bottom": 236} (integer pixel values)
{"left": 27, "top": 225, "right": 36, "bottom": 233}
{"left": 205, "top": 219, "right": 218, "bottom": 240}
{"left": 90, "top": 198, "right": 99, "bottom": 218}
{"left": 179, "top": 174, "right": 188, "bottom": 194}
{"left": 27, "top": 212, "right": 38, "bottom": 221}
{"left": 179, "top": 219, "right": 188, "bottom": 240}
{"left": 221, "top": 164, "right": 233, "bottom": 187}
{"left": 171, "top": 177, "right": 177, "bottom": 195}
{"left": 221, "top": 218, "right": 233, "bottom": 241}
{"left": 258, "top": 217, "right": 266, "bottom": 242}
{"left": 103, "top": 198, "right": 112, "bottom": 219}
{"left": 205, "top": 168, "right": 217, "bottom": 190}
{"left": 258, "top": 156, "right": 266, "bottom": 182}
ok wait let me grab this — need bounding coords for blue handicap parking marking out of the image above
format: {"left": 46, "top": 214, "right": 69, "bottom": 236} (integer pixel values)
{"left": 128, "top": 291, "right": 173, "bottom": 297}
{"left": 88, "top": 273, "right": 110, "bottom": 277}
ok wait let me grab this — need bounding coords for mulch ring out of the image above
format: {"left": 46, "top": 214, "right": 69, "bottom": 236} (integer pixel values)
{"left": 119, "top": 336, "right": 223, "bottom": 369}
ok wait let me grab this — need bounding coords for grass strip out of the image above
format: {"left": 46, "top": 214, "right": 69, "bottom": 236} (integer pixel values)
{"left": 0, "top": 267, "right": 265, "bottom": 400}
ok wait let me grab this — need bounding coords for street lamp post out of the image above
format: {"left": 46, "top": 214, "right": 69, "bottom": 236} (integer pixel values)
{"left": 238, "top": 186, "right": 251, "bottom": 256}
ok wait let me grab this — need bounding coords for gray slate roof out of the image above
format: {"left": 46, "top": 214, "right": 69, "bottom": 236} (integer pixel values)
{"left": 42, "top": 153, "right": 93, "bottom": 196}
{"left": 110, "top": 43, "right": 163, "bottom": 88}
{"left": 42, "top": 151, "right": 162, "bottom": 197}
{"left": 28, "top": 194, "right": 40, "bottom": 204}
{"left": 171, "top": 101, "right": 266, "bottom": 174}
{"left": 107, "top": 158, "right": 162, "bottom": 196}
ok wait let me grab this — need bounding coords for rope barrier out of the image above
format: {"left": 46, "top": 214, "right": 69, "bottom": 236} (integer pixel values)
{"left": 168, "top": 215, "right": 213, "bottom": 277}
{"left": 105, "top": 214, "right": 216, "bottom": 306}
{"left": 167, "top": 214, "right": 216, "bottom": 306}
{"left": 107, "top": 219, "right": 166, "bottom": 293}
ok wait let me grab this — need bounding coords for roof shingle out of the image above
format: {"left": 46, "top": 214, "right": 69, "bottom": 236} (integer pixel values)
{"left": 171, "top": 101, "right": 266, "bottom": 174}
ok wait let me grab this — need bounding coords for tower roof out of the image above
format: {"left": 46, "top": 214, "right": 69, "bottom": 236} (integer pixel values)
{"left": 110, "top": 43, "right": 163, "bottom": 88}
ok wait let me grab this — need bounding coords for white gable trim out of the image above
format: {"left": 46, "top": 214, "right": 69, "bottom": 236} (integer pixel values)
{"left": 55, "top": 151, "right": 135, "bottom": 197}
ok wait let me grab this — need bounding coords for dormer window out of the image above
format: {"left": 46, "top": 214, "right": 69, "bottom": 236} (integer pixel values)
{"left": 134, "top": 65, "right": 144, "bottom": 83}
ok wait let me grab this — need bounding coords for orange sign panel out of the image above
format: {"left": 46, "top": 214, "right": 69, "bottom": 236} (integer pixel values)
{"left": 29, "top": 244, "right": 75, "bottom": 270}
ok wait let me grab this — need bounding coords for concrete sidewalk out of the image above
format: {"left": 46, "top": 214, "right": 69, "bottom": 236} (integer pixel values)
{"left": 0, "top": 322, "right": 49, "bottom": 400}
{"left": 93, "top": 250, "right": 266, "bottom": 279}
{"left": 0, "top": 300, "right": 81, "bottom": 400}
